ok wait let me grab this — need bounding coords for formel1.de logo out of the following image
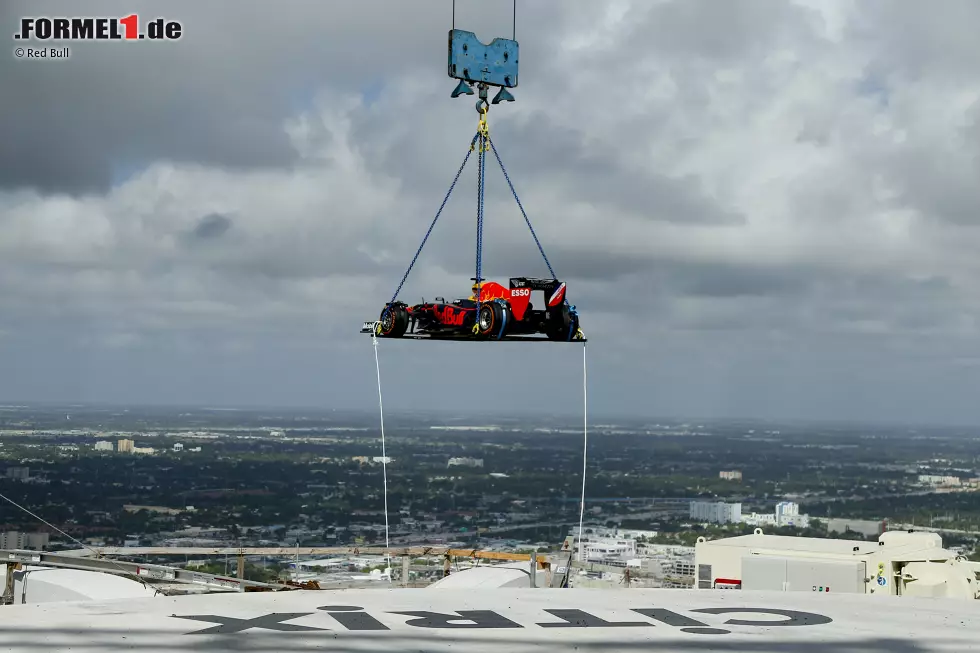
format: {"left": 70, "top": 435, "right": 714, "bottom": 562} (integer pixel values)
{"left": 13, "top": 15, "right": 182, "bottom": 41}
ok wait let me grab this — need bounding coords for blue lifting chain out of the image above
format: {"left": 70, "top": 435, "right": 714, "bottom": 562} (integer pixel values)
{"left": 472, "top": 104, "right": 490, "bottom": 332}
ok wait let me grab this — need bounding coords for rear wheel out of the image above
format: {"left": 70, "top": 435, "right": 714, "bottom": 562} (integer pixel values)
{"left": 546, "top": 304, "right": 577, "bottom": 341}
{"left": 378, "top": 305, "right": 409, "bottom": 337}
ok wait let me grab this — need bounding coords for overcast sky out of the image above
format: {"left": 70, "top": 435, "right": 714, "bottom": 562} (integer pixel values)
{"left": 2, "top": 0, "right": 980, "bottom": 425}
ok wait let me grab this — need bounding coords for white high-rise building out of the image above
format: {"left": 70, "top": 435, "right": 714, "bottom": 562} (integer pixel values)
{"left": 775, "top": 501, "right": 809, "bottom": 528}
{"left": 0, "top": 531, "right": 49, "bottom": 550}
{"left": 689, "top": 501, "right": 742, "bottom": 524}
{"left": 775, "top": 501, "right": 797, "bottom": 523}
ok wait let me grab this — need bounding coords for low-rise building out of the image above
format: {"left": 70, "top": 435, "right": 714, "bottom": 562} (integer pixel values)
{"left": 448, "top": 457, "right": 483, "bottom": 468}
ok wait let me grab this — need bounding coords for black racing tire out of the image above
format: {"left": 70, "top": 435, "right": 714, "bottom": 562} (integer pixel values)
{"left": 476, "top": 302, "right": 507, "bottom": 339}
{"left": 546, "top": 304, "right": 577, "bottom": 341}
{"left": 378, "top": 304, "right": 409, "bottom": 337}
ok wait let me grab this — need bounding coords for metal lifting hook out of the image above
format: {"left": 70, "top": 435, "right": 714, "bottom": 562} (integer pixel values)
{"left": 477, "top": 105, "right": 489, "bottom": 135}
{"left": 472, "top": 96, "right": 490, "bottom": 153}
{"left": 475, "top": 82, "right": 490, "bottom": 115}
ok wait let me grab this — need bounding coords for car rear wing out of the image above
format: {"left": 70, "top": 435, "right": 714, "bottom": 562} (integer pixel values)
{"left": 509, "top": 277, "right": 567, "bottom": 309}
{"left": 509, "top": 277, "right": 564, "bottom": 292}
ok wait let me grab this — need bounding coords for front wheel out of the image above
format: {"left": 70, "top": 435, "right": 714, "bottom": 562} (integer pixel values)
{"left": 476, "top": 302, "right": 508, "bottom": 339}
{"left": 378, "top": 304, "right": 409, "bottom": 337}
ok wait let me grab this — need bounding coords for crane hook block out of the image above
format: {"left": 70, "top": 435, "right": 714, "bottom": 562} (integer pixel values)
{"left": 448, "top": 29, "right": 519, "bottom": 90}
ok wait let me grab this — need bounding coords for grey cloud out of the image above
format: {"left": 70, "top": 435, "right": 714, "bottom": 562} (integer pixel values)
{"left": 851, "top": 0, "right": 980, "bottom": 81}
{"left": 363, "top": 108, "right": 742, "bottom": 226}
{"left": 641, "top": 0, "right": 823, "bottom": 61}
{"left": 0, "top": 0, "right": 556, "bottom": 195}
{"left": 491, "top": 115, "right": 744, "bottom": 226}
{"left": 5, "top": 0, "right": 980, "bottom": 423}
{"left": 877, "top": 141, "right": 980, "bottom": 226}
{"left": 187, "top": 213, "right": 232, "bottom": 241}
{"left": 414, "top": 238, "right": 812, "bottom": 301}
{"left": 663, "top": 261, "right": 812, "bottom": 299}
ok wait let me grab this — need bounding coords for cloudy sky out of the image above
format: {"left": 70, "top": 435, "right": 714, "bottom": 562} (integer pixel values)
{"left": 2, "top": 0, "right": 980, "bottom": 425}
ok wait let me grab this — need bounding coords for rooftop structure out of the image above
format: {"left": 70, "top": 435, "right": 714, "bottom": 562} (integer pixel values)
{"left": 695, "top": 529, "right": 980, "bottom": 599}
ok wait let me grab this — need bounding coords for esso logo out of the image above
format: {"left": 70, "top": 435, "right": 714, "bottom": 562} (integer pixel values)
{"left": 512, "top": 288, "right": 530, "bottom": 297}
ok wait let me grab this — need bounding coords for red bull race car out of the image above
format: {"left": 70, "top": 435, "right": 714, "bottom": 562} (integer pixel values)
{"left": 361, "top": 277, "right": 585, "bottom": 341}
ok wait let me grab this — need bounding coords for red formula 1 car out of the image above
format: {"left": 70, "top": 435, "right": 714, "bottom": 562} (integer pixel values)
{"left": 361, "top": 277, "right": 585, "bottom": 341}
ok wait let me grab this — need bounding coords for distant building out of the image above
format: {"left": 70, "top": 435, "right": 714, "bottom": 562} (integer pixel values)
{"left": 775, "top": 501, "right": 808, "bottom": 527}
{"left": 132, "top": 447, "right": 156, "bottom": 455}
{"left": 448, "top": 457, "right": 483, "bottom": 468}
{"left": 742, "top": 501, "right": 810, "bottom": 528}
{"left": 689, "top": 501, "right": 742, "bottom": 524}
{"left": 94, "top": 441, "right": 113, "bottom": 452}
{"left": 618, "top": 528, "right": 659, "bottom": 540}
{"left": 719, "top": 470, "right": 742, "bottom": 481}
{"left": 667, "top": 559, "right": 696, "bottom": 577}
{"left": 5, "top": 467, "right": 29, "bottom": 480}
{"left": 918, "top": 475, "right": 960, "bottom": 487}
{"left": 582, "top": 537, "right": 638, "bottom": 564}
{"left": 372, "top": 456, "right": 392, "bottom": 464}
{"left": 117, "top": 439, "right": 134, "bottom": 453}
{"left": 173, "top": 443, "right": 184, "bottom": 452}
{"left": 741, "top": 512, "right": 777, "bottom": 526}
{"left": 123, "top": 505, "right": 182, "bottom": 515}
{"left": 0, "top": 531, "right": 49, "bottom": 550}
{"left": 571, "top": 528, "right": 640, "bottom": 564}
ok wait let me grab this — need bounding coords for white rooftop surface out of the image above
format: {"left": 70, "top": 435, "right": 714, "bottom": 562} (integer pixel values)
{"left": 427, "top": 563, "right": 531, "bottom": 588}
{"left": 705, "top": 534, "right": 881, "bottom": 554}
{"left": 0, "top": 565, "right": 159, "bottom": 603}
{"left": 702, "top": 530, "right": 950, "bottom": 558}
{"left": 0, "top": 587, "right": 977, "bottom": 651}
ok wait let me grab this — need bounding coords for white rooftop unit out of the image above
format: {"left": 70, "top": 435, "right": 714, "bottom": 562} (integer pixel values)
{"left": 0, "top": 566, "right": 159, "bottom": 605}
{"left": 427, "top": 563, "right": 531, "bottom": 589}
{"left": 694, "top": 529, "right": 980, "bottom": 600}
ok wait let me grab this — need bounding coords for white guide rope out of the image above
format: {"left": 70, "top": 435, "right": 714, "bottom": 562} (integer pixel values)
{"left": 370, "top": 327, "right": 590, "bottom": 577}
{"left": 577, "top": 341, "right": 588, "bottom": 563}
{"left": 371, "top": 329, "right": 392, "bottom": 582}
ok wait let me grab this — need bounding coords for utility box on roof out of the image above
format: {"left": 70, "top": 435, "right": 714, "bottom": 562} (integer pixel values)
{"left": 694, "top": 529, "right": 979, "bottom": 599}
{"left": 741, "top": 556, "right": 865, "bottom": 594}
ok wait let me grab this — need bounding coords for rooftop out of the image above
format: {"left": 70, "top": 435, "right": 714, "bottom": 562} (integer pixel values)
{"left": 697, "top": 530, "right": 951, "bottom": 561}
